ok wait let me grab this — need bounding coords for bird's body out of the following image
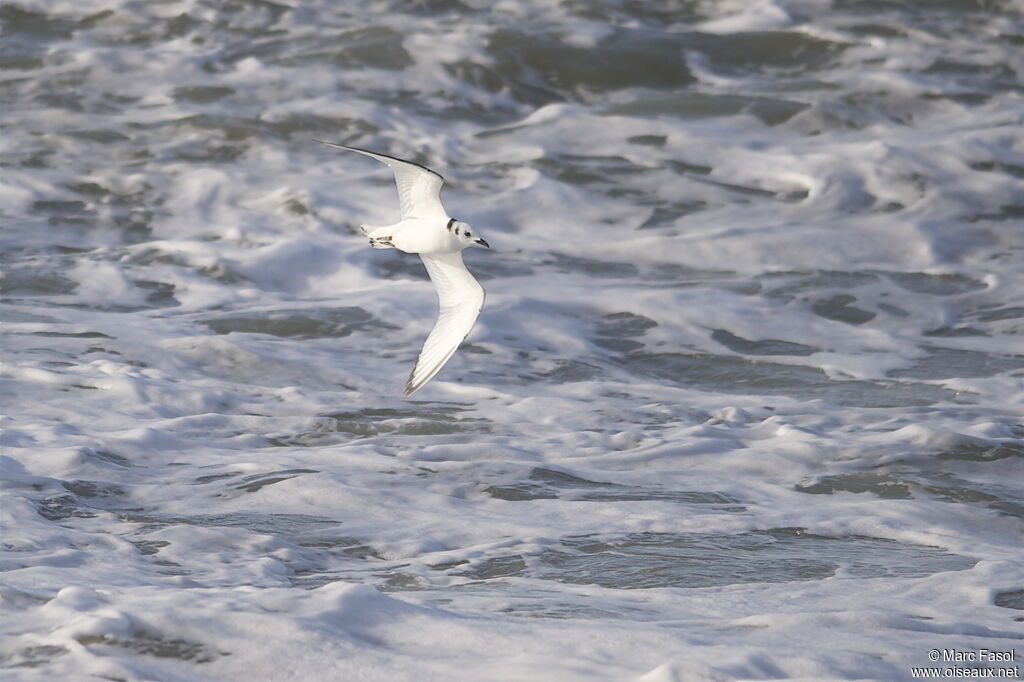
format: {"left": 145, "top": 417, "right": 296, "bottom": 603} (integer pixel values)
{"left": 315, "top": 140, "right": 490, "bottom": 397}
{"left": 364, "top": 217, "right": 462, "bottom": 254}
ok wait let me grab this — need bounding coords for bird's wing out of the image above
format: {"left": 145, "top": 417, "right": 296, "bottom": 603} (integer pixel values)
{"left": 315, "top": 141, "right": 447, "bottom": 220}
{"left": 405, "top": 251, "right": 485, "bottom": 396}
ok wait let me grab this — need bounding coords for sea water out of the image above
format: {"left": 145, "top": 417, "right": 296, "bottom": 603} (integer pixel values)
{"left": 2, "top": 0, "right": 1023, "bottom": 680}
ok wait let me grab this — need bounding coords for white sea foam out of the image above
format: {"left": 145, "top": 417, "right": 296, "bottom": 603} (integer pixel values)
{"left": 2, "top": 0, "right": 1023, "bottom": 679}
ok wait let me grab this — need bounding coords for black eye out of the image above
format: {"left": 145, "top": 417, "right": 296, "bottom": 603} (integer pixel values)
{"left": 466, "top": 231, "right": 471, "bottom": 237}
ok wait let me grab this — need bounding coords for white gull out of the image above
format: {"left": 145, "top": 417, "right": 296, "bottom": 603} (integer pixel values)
{"left": 315, "top": 141, "right": 490, "bottom": 397}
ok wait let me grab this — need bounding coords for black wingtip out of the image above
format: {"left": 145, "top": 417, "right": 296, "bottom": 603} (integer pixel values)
{"left": 313, "top": 141, "right": 445, "bottom": 181}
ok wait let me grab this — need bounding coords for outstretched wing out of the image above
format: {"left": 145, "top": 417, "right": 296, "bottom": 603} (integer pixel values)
{"left": 315, "top": 141, "right": 447, "bottom": 220}
{"left": 405, "top": 251, "right": 485, "bottom": 396}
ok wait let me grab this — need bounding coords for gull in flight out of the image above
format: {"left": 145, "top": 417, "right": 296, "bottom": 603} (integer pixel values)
{"left": 315, "top": 141, "right": 490, "bottom": 397}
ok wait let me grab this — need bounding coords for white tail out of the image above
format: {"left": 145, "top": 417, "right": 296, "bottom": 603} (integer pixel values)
{"left": 359, "top": 223, "right": 390, "bottom": 237}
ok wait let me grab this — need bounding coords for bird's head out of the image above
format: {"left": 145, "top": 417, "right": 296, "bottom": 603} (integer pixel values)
{"left": 448, "top": 219, "right": 490, "bottom": 249}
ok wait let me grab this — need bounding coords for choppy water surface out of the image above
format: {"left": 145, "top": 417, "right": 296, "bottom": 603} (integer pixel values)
{"left": 2, "top": 0, "right": 1023, "bottom": 680}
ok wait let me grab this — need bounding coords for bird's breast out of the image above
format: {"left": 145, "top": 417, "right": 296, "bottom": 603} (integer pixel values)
{"left": 392, "top": 217, "right": 459, "bottom": 255}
